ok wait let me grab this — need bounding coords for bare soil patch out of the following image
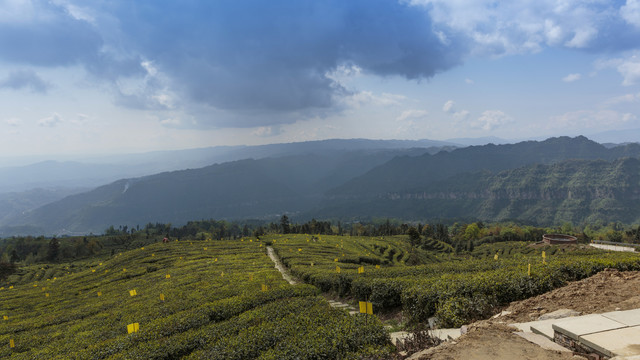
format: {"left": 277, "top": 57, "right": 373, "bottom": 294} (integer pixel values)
{"left": 408, "top": 269, "right": 640, "bottom": 360}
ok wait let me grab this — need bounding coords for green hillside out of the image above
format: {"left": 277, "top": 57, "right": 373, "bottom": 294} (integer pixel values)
{"left": 316, "top": 157, "right": 640, "bottom": 225}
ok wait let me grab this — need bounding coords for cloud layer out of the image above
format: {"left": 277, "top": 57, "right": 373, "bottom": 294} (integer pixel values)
{"left": 1, "top": 0, "right": 639, "bottom": 130}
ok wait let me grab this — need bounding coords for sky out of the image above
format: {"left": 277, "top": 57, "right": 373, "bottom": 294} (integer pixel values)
{"left": 1, "top": 0, "right": 640, "bottom": 157}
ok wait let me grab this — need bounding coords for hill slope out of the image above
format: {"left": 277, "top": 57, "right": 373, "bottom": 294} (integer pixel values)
{"left": 3, "top": 149, "right": 421, "bottom": 235}
{"left": 314, "top": 157, "right": 640, "bottom": 225}
{"left": 328, "top": 136, "right": 640, "bottom": 197}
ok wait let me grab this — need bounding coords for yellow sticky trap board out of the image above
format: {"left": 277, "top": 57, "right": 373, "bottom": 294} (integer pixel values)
{"left": 336, "top": 266, "right": 341, "bottom": 273}
{"left": 359, "top": 301, "right": 366, "bottom": 313}
{"left": 127, "top": 323, "right": 139, "bottom": 334}
{"left": 220, "top": 272, "right": 224, "bottom": 277}
{"left": 9, "top": 286, "right": 13, "bottom": 289}
{"left": 249, "top": 274, "right": 254, "bottom": 281}
{"left": 203, "top": 247, "right": 207, "bottom": 250}
{"left": 97, "top": 291, "right": 102, "bottom": 297}
{"left": 494, "top": 253, "right": 499, "bottom": 260}
{"left": 141, "top": 247, "right": 144, "bottom": 250}
{"left": 375, "top": 265, "right": 380, "bottom": 269}
{"left": 129, "top": 289, "right": 137, "bottom": 297}
{"left": 10, "top": 339, "right": 15, "bottom": 348}
{"left": 528, "top": 263, "right": 531, "bottom": 277}
{"left": 91, "top": 269, "right": 96, "bottom": 272}
{"left": 3, "top": 315, "right": 8, "bottom": 320}
{"left": 357, "top": 266, "right": 364, "bottom": 274}
{"left": 359, "top": 301, "right": 373, "bottom": 314}
{"left": 151, "top": 253, "right": 155, "bottom": 257}
{"left": 214, "top": 258, "right": 218, "bottom": 262}
{"left": 45, "top": 293, "right": 49, "bottom": 297}
{"left": 261, "top": 284, "right": 268, "bottom": 292}
{"left": 298, "top": 248, "right": 302, "bottom": 252}
{"left": 159, "top": 294, "right": 165, "bottom": 301}
{"left": 334, "top": 258, "right": 338, "bottom": 262}
{"left": 165, "top": 274, "right": 171, "bottom": 279}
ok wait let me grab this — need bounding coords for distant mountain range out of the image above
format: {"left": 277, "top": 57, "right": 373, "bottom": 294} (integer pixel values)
{"left": 1, "top": 136, "right": 640, "bottom": 236}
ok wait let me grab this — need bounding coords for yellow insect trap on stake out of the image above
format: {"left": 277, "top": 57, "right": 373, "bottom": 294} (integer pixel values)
{"left": 129, "top": 289, "right": 137, "bottom": 297}
{"left": 165, "top": 274, "right": 171, "bottom": 279}
{"left": 357, "top": 266, "right": 364, "bottom": 274}
{"left": 336, "top": 266, "right": 341, "bottom": 273}
{"left": 261, "top": 284, "right": 268, "bottom": 292}
{"left": 10, "top": 339, "right": 15, "bottom": 348}
{"left": 160, "top": 294, "right": 165, "bottom": 301}
{"left": 127, "top": 323, "right": 139, "bottom": 334}
{"left": 359, "top": 301, "right": 373, "bottom": 315}
{"left": 542, "top": 251, "right": 547, "bottom": 264}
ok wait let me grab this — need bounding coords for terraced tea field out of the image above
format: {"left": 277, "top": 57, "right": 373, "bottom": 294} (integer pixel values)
{"left": 2, "top": 233, "right": 639, "bottom": 358}
{"left": 0, "top": 238, "right": 390, "bottom": 359}
{"left": 268, "top": 234, "right": 640, "bottom": 327}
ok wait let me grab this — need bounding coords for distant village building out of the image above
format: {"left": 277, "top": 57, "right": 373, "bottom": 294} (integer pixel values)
{"left": 542, "top": 233, "right": 577, "bottom": 245}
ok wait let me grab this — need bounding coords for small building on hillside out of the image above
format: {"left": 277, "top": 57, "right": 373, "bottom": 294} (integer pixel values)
{"left": 542, "top": 233, "right": 577, "bottom": 245}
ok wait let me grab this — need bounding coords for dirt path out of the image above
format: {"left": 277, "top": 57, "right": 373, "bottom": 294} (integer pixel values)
{"left": 266, "top": 246, "right": 297, "bottom": 285}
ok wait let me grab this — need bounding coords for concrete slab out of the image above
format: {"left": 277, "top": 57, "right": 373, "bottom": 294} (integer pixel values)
{"left": 580, "top": 325, "right": 640, "bottom": 357}
{"left": 389, "top": 331, "right": 409, "bottom": 346}
{"left": 530, "top": 319, "right": 560, "bottom": 340}
{"left": 602, "top": 309, "right": 640, "bottom": 327}
{"left": 514, "top": 332, "right": 572, "bottom": 353}
{"left": 430, "top": 328, "right": 461, "bottom": 341}
{"left": 552, "top": 314, "right": 628, "bottom": 341}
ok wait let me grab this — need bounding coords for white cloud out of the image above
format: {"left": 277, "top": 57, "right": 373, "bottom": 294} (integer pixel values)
{"left": 5, "top": 118, "right": 22, "bottom": 127}
{"left": 618, "top": 57, "right": 640, "bottom": 86}
{"left": 37, "top": 113, "right": 62, "bottom": 127}
{"left": 550, "top": 109, "right": 635, "bottom": 128}
{"left": 562, "top": 73, "right": 582, "bottom": 82}
{"left": 407, "top": 0, "right": 625, "bottom": 55}
{"left": 465, "top": 78, "right": 474, "bottom": 85}
{"left": 252, "top": 126, "right": 283, "bottom": 137}
{"left": 159, "top": 117, "right": 182, "bottom": 127}
{"left": 342, "top": 91, "right": 405, "bottom": 108}
{"left": 396, "top": 109, "right": 428, "bottom": 122}
{"left": 565, "top": 27, "right": 597, "bottom": 48}
{"left": 621, "top": 0, "right": 640, "bottom": 27}
{"left": 452, "top": 110, "right": 470, "bottom": 122}
{"left": 602, "top": 92, "right": 640, "bottom": 106}
{"left": 595, "top": 54, "right": 640, "bottom": 86}
{"left": 442, "top": 100, "right": 455, "bottom": 113}
{"left": 472, "top": 110, "right": 512, "bottom": 130}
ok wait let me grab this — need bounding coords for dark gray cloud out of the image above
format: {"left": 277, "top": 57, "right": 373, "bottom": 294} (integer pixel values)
{"left": 0, "top": 1, "right": 102, "bottom": 67}
{"left": 0, "top": 69, "right": 50, "bottom": 93}
{"left": 99, "top": 0, "right": 469, "bottom": 124}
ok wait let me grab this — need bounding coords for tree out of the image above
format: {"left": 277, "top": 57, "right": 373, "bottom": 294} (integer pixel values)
{"left": 407, "top": 227, "right": 421, "bottom": 247}
{"left": 464, "top": 223, "right": 481, "bottom": 241}
{"left": 47, "top": 237, "right": 60, "bottom": 262}
{"left": 280, "top": 215, "right": 291, "bottom": 234}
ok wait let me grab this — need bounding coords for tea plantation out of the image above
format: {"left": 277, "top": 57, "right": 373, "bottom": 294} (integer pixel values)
{"left": 268, "top": 234, "right": 640, "bottom": 327}
{"left": 2, "top": 233, "right": 639, "bottom": 358}
{"left": 0, "top": 238, "right": 390, "bottom": 359}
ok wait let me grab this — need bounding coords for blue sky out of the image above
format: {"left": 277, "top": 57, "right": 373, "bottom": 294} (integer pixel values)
{"left": 1, "top": 0, "right": 639, "bottom": 157}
